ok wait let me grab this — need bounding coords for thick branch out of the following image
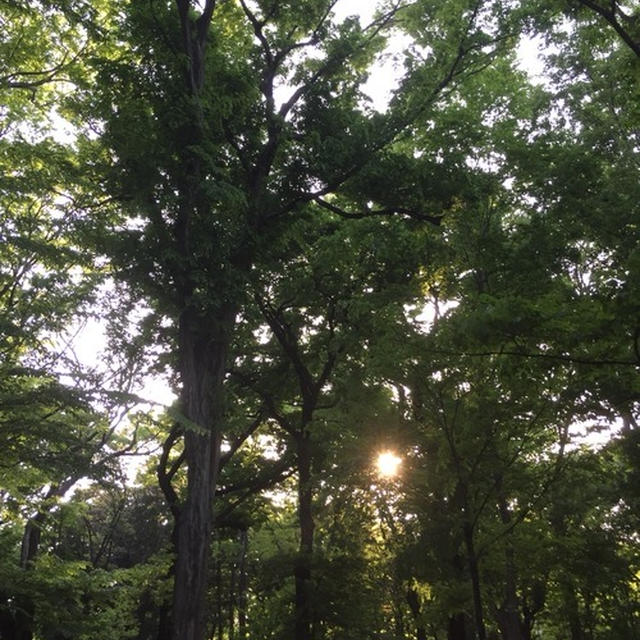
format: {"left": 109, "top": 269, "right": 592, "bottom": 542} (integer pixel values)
{"left": 215, "top": 457, "right": 296, "bottom": 527}
{"left": 219, "top": 409, "right": 267, "bottom": 469}
{"left": 276, "top": 5, "right": 401, "bottom": 123}
{"left": 0, "top": 44, "right": 86, "bottom": 91}
{"left": 254, "top": 294, "right": 317, "bottom": 407}
{"left": 314, "top": 196, "right": 443, "bottom": 226}
{"left": 157, "top": 424, "right": 184, "bottom": 518}
{"left": 274, "top": 34, "right": 481, "bottom": 221}
{"left": 175, "top": 0, "right": 217, "bottom": 94}
{"left": 238, "top": 0, "right": 274, "bottom": 65}
{"left": 216, "top": 454, "right": 293, "bottom": 497}
{"left": 230, "top": 368, "right": 295, "bottom": 436}
{"left": 577, "top": 0, "right": 640, "bottom": 58}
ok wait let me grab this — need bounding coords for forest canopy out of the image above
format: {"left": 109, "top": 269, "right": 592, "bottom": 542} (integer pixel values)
{"left": 0, "top": 1, "right": 639, "bottom": 640}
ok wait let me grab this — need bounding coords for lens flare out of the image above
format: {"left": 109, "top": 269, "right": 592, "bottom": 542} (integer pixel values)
{"left": 376, "top": 451, "right": 401, "bottom": 478}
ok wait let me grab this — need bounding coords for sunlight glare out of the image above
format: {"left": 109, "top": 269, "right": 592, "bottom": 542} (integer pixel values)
{"left": 376, "top": 451, "right": 401, "bottom": 478}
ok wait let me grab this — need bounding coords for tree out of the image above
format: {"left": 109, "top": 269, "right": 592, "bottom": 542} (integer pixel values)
{"left": 2, "top": 0, "right": 638, "bottom": 637}
{"left": 69, "top": 2, "right": 517, "bottom": 638}
{"left": 0, "top": 6, "right": 160, "bottom": 634}
{"left": 572, "top": 0, "right": 640, "bottom": 58}
{"left": 225, "top": 206, "right": 429, "bottom": 637}
{"left": 355, "top": 30, "right": 640, "bottom": 637}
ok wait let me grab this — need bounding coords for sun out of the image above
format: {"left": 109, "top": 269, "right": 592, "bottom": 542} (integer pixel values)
{"left": 376, "top": 451, "right": 402, "bottom": 478}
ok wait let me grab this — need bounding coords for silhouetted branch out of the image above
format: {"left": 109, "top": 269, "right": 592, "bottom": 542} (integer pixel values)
{"left": 314, "top": 196, "right": 443, "bottom": 226}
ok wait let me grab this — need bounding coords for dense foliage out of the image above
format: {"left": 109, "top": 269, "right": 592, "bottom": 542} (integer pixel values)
{"left": 0, "top": 1, "right": 638, "bottom": 639}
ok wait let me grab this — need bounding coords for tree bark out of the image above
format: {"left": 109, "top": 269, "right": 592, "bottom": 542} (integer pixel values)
{"left": 448, "top": 613, "right": 467, "bottom": 640}
{"left": 237, "top": 529, "right": 249, "bottom": 640}
{"left": 9, "top": 480, "right": 75, "bottom": 640}
{"left": 561, "top": 580, "right": 585, "bottom": 640}
{"left": 168, "top": 4, "right": 229, "bottom": 635}
{"left": 494, "top": 547, "right": 525, "bottom": 640}
{"left": 406, "top": 587, "right": 427, "bottom": 640}
{"left": 10, "top": 517, "right": 44, "bottom": 640}
{"left": 494, "top": 490, "right": 526, "bottom": 640}
{"left": 462, "top": 519, "right": 487, "bottom": 640}
{"left": 171, "top": 306, "right": 234, "bottom": 640}
{"left": 452, "top": 477, "right": 486, "bottom": 640}
{"left": 550, "top": 496, "right": 584, "bottom": 640}
{"left": 294, "top": 432, "right": 315, "bottom": 640}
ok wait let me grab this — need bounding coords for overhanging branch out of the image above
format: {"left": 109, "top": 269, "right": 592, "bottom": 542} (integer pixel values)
{"left": 314, "top": 196, "right": 443, "bottom": 226}
{"left": 423, "top": 347, "right": 639, "bottom": 368}
{"left": 577, "top": 0, "right": 640, "bottom": 58}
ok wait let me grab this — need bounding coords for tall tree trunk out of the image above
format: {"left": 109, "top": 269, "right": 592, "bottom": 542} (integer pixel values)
{"left": 11, "top": 511, "right": 39, "bottom": 640}
{"left": 495, "top": 489, "right": 526, "bottom": 640}
{"left": 448, "top": 613, "right": 467, "bottom": 640}
{"left": 494, "top": 545, "right": 525, "bottom": 640}
{"left": 295, "top": 432, "right": 314, "bottom": 640}
{"left": 462, "top": 520, "right": 487, "bottom": 640}
{"left": 406, "top": 587, "right": 427, "bottom": 640}
{"left": 168, "top": 4, "right": 229, "bottom": 635}
{"left": 237, "top": 529, "right": 249, "bottom": 640}
{"left": 549, "top": 496, "right": 583, "bottom": 640}
{"left": 229, "top": 535, "right": 236, "bottom": 640}
{"left": 171, "top": 307, "right": 233, "bottom": 640}
{"left": 11, "top": 517, "right": 43, "bottom": 640}
{"left": 561, "top": 581, "right": 585, "bottom": 640}
{"left": 216, "top": 537, "right": 224, "bottom": 640}
{"left": 454, "top": 477, "right": 486, "bottom": 640}
{"left": 10, "top": 480, "right": 74, "bottom": 640}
